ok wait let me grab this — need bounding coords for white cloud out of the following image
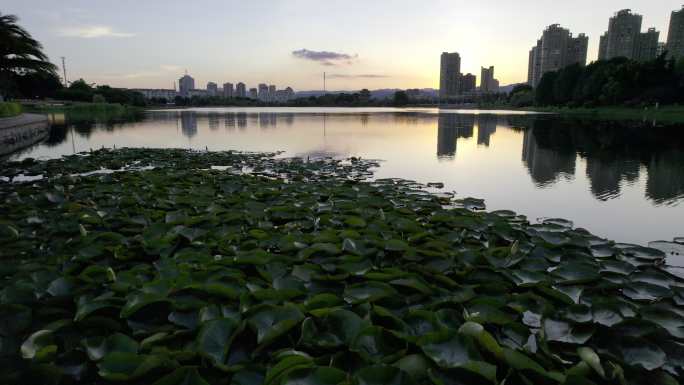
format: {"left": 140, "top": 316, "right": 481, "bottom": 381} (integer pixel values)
{"left": 59, "top": 26, "right": 135, "bottom": 38}
{"left": 99, "top": 65, "right": 182, "bottom": 80}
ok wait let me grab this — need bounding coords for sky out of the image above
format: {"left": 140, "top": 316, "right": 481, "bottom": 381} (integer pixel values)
{"left": 3, "top": 0, "right": 682, "bottom": 91}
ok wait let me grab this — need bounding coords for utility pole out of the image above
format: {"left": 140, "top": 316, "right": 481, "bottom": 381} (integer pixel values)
{"left": 323, "top": 72, "right": 326, "bottom": 95}
{"left": 61, "top": 57, "right": 68, "bottom": 86}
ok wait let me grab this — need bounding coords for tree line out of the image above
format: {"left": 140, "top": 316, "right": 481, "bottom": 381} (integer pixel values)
{"left": 528, "top": 55, "right": 684, "bottom": 108}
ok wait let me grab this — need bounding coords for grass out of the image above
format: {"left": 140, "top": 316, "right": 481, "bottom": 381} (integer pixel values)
{"left": 526, "top": 105, "right": 684, "bottom": 124}
{"left": 0, "top": 102, "right": 23, "bottom": 118}
{"left": 24, "top": 102, "right": 144, "bottom": 123}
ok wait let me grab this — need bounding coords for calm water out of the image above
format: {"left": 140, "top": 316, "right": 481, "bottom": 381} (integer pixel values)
{"left": 7, "top": 107, "right": 684, "bottom": 252}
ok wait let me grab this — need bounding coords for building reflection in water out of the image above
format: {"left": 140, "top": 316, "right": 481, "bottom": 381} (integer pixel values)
{"left": 31, "top": 110, "right": 684, "bottom": 207}
{"left": 437, "top": 114, "right": 475, "bottom": 159}
{"left": 208, "top": 113, "right": 220, "bottom": 131}
{"left": 237, "top": 113, "right": 247, "bottom": 129}
{"left": 180, "top": 111, "right": 198, "bottom": 139}
{"left": 476, "top": 115, "right": 498, "bottom": 147}
{"left": 520, "top": 117, "right": 684, "bottom": 204}
{"left": 521, "top": 121, "right": 576, "bottom": 188}
{"left": 224, "top": 113, "right": 236, "bottom": 130}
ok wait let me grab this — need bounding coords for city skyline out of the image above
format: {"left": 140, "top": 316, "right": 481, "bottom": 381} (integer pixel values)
{"left": 2, "top": 0, "right": 681, "bottom": 90}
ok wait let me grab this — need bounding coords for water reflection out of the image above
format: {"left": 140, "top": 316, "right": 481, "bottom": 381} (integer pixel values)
{"left": 521, "top": 118, "right": 684, "bottom": 205}
{"left": 11, "top": 109, "right": 684, "bottom": 209}
{"left": 6, "top": 108, "right": 684, "bottom": 246}
{"left": 477, "top": 115, "right": 497, "bottom": 147}
{"left": 437, "top": 114, "right": 475, "bottom": 159}
{"left": 180, "top": 111, "right": 197, "bottom": 138}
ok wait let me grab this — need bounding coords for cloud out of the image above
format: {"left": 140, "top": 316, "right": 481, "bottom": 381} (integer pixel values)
{"left": 59, "top": 26, "right": 135, "bottom": 38}
{"left": 100, "top": 65, "right": 181, "bottom": 80}
{"left": 292, "top": 49, "right": 358, "bottom": 66}
{"left": 326, "top": 74, "right": 389, "bottom": 79}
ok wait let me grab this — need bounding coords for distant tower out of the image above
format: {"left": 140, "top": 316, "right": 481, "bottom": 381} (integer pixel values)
{"left": 480, "top": 66, "right": 499, "bottom": 93}
{"left": 667, "top": 6, "right": 684, "bottom": 59}
{"left": 178, "top": 73, "right": 195, "bottom": 97}
{"left": 236, "top": 82, "right": 247, "bottom": 98}
{"left": 439, "top": 52, "right": 461, "bottom": 99}
{"left": 528, "top": 24, "right": 588, "bottom": 87}
{"left": 206, "top": 82, "right": 218, "bottom": 96}
{"left": 223, "top": 83, "right": 234, "bottom": 98}
{"left": 599, "top": 9, "right": 659, "bottom": 62}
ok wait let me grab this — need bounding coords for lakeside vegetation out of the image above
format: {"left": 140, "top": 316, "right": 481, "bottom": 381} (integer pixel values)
{"left": 0, "top": 148, "right": 683, "bottom": 385}
{"left": 525, "top": 105, "right": 684, "bottom": 124}
{"left": 0, "top": 102, "right": 22, "bottom": 118}
{"left": 531, "top": 56, "right": 684, "bottom": 108}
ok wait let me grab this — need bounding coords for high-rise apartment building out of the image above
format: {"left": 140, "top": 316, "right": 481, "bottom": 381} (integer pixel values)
{"left": 599, "top": 9, "right": 660, "bottom": 62}
{"left": 480, "top": 66, "right": 499, "bottom": 93}
{"left": 439, "top": 52, "right": 461, "bottom": 99}
{"left": 667, "top": 6, "right": 684, "bottom": 59}
{"left": 268, "top": 85, "right": 276, "bottom": 102}
{"left": 528, "top": 25, "right": 588, "bottom": 87}
{"left": 460, "top": 73, "right": 477, "bottom": 93}
{"left": 178, "top": 74, "right": 195, "bottom": 97}
{"left": 236, "top": 82, "right": 246, "bottom": 98}
{"left": 207, "top": 82, "right": 218, "bottom": 96}
{"left": 223, "top": 83, "right": 234, "bottom": 98}
{"left": 258, "top": 84, "right": 269, "bottom": 101}
{"left": 249, "top": 88, "right": 258, "bottom": 99}
{"left": 636, "top": 28, "right": 661, "bottom": 61}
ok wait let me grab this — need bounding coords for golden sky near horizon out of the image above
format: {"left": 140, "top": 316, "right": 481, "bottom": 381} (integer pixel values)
{"left": 4, "top": 0, "right": 681, "bottom": 90}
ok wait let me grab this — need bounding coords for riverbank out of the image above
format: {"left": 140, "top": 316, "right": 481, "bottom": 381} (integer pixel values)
{"left": 0, "top": 113, "right": 50, "bottom": 157}
{"left": 523, "top": 105, "right": 684, "bottom": 123}
{"left": 0, "top": 148, "right": 682, "bottom": 384}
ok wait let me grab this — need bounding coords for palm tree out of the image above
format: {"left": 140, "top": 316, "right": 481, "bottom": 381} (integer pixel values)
{"left": 0, "top": 12, "right": 57, "bottom": 98}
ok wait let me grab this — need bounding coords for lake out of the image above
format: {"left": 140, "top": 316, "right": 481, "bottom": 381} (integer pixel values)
{"left": 7, "top": 107, "right": 684, "bottom": 254}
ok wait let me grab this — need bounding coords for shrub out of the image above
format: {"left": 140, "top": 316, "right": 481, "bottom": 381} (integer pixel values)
{"left": 0, "top": 102, "right": 22, "bottom": 118}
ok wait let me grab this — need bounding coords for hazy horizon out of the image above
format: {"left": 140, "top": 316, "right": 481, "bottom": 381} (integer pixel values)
{"left": 3, "top": 0, "right": 681, "bottom": 90}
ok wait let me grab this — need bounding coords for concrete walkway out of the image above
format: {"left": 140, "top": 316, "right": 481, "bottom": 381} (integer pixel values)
{"left": 0, "top": 113, "right": 50, "bottom": 157}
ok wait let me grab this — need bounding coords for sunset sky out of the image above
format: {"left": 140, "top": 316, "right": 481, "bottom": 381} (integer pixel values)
{"left": 4, "top": 0, "right": 681, "bottom": 91}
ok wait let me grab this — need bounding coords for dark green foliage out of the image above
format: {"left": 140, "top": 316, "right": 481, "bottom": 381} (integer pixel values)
{"left": 0, "top": 148, "right": 682, "bottom": 384}
{"left": 55, "top": 79, "right": 146, "bottom": 107}
{"left": 0, "top": 12, "right": 58, "bottom": 98}
{"left": 534, "top": 56, "right": 683, "bottom": 107}
{"left": 0, "top": 102, "right": 21, "bottom": 117}
{"left": 393, "top": 91, "right": 410, "bottom": 107}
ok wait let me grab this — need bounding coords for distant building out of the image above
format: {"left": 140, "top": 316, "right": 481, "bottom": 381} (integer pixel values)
{"left": 460, "top": 73, "right": 477, "bottom": 93}
{"left": 258, "top": 84, "right": 269, "bottom": 101}
{"left": 187, "top": 89, "right": 209, "bottom": 98}
{"left": 439, "top": 52, "right": 461, "bottom": 99}
{"left": 178, "top": 74, "right": 195, "bottom": 97}
{"left": 636, "top": 28, "right": 660, "bottom": 61}
{"left": 133, "top": 89, "right": 177, "bottom": 100}
{"left": 599, "top": 9, "right": 660, "bottom": 62}
{"left": 480, "top": 66, "right": 499, "bottom": 93}
{"left": 268, "top": 85, "right": 276, "bottom": 102}
{"left": 207, "top": 82, "right": 218, "bottom": 96}
{"left": 249, "top": 88, "right": 258, "bottom": 99}
{"left": 528, "top": 24, "right": 588, "bottom": 87}
{"left": 657, "top": 42, "right": 667, "bottom": 57}
{"left": 284, "top": 87, "right": 295, "bottom": 101}
{"left": 667, "top": 6, "right": 684, "bottom": 59}
{"left": 223, "top": 83, "right": 234, "bottom": 98}
{"left": 236, "top": 82, "right": 247, "bottom": 98}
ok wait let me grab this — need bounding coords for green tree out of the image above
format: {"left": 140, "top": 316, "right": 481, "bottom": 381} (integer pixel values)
{"left": 535, "top": 72, "right": 558, "bottom": 106}
{"left": 393, "top": 90, "right": 409, "bottom": 106}
{"left": 0, "top": 13, "right": 58, "bottom": 98}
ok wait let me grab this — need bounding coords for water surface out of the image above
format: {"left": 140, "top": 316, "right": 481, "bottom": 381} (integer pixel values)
{"left": 8, "top": 107, "right": 684, "bottom": 255}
